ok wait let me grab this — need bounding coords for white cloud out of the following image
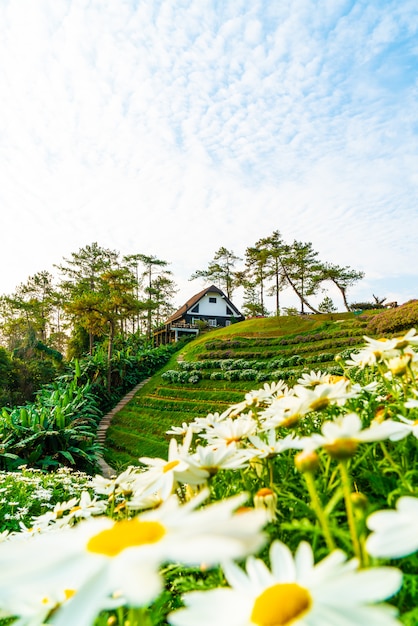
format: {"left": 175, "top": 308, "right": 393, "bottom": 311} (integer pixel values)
{"left": 0, "top": 0, "right": 417, "bottom": 312}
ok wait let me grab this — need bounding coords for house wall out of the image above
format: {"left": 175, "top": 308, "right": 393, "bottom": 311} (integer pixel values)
{"left": 186, "top": 293, "right": 238, "bottom": 318}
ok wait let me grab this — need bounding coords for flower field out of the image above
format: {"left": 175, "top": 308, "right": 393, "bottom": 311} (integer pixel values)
{"left": 0, "top": 325, "right": 417, "bottom": 624}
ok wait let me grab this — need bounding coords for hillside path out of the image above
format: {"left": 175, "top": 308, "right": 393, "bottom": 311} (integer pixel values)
{"left": 96, "top": 378, "right": 151, "bottom": 478}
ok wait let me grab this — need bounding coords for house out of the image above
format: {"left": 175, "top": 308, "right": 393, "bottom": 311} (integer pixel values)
{"left": 153, "top": 285, "right": 245, "bottom": 345}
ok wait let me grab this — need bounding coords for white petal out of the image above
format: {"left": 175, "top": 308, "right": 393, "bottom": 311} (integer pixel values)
{"left": 269, "top": 540, "right": 296, "bottom": 581}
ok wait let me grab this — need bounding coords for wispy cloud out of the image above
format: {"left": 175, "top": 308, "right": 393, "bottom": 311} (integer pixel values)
{"left": 0, "top": 0, "right": 417, "bottom": 309}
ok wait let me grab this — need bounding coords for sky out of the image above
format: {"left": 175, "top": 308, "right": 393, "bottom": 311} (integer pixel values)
{"left": 1, "top": 0, "right": 418, "bottom": 314}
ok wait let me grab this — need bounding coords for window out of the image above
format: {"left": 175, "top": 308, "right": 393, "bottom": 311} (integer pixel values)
{"left": 208, "top": 319, "right": 217, "bottom": 327}
{"left": 226, "top": 306, "right": 233, "bottom": 315}
{"left": 225, "top": 320, "right": 231, "bottom": 326}
{"left": 209, "top": 297, "right": 217, "bottom": 303}
{"left": 191, "top": 304, "right": 199, "bottom": 313}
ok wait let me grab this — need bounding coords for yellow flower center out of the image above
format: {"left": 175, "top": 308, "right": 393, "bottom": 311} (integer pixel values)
{"left": 324, "top": 438, "right": 359, "bottom": 459}
{"left": 251, "top": 582, "right": 312, "bottom": 625}
{"left": 309, "top": 398, "right": 330, "bottom": 411}
{"left": 163, "top": 460, "right": 180, "bottom": 473}
{"left": 87, "top": 519, "right": 166, "bottom": 556}
{"left": 225, "top": 436, "right": 241, "bottom": 445}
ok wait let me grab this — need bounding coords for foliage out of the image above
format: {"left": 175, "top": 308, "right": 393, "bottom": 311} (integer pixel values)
{"left": 366, "top": 300, "right": 418, "bottom": 335}
{"left": 318, "top": 295, "right": 337, "bottom": 313}
{"left": 0, "top": 370, "right": 102, "bottom": 472}
{"left": 190, "top": 246, "right": 241, "bottom": 299}
{"left": 105, "top": 316, "right": 368, "bottom": 466}
{"left": 0, "top": 328, "right": 176, "bottom": 473}
{"left": 1, "top": 329, "right": 418, "bottom": 624}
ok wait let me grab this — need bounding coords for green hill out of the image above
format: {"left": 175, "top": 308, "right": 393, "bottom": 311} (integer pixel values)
{"left": 103, "top": 311, "right": 374, "bottom": 470}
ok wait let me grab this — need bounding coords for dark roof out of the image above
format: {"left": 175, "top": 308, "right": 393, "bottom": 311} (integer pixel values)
{"left": 165, "top": 285, "right": 242, "bottom": 324}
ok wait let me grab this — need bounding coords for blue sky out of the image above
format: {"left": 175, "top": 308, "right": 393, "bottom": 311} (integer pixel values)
{"left": 0, "top": 0, "right": 417, "bottom": 312}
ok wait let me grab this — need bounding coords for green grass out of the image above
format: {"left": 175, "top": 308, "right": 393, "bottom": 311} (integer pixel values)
{"left": 103, "top": 313, "right": 374, "bottom": 469}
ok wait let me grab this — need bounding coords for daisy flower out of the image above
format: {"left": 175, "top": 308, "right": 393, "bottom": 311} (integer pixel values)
{"left": 366, "top": 496, "right": 418, "bottom": 559}
{"left": 30, "top": 497, "right": 79, "bottom": 529}
{"left": 139, "top": 435, "right": 206, "bottom": 498}
{"left": 90, "top": 466, "right": 143, "bottom": 497}
{"left": 247, "top": 430, "right": 303, "bottom": 459}
{"left": 225, "top": 381, "right": 288, "bottom": 417}
{"left": 294, "top": 379, "right": 355, "bottom": 412}
{"left": 183, "top": 444, "right": 254, "bottom": 478}
{"left": 0, "top": 489, "right": 267, "bottom": 626}
{"left": 168, "top": 539, "right": 402, "bottom": 626}
{"left": 259, "top": 394, "right": 309, "bottom": 430}
{"left": 190, "top": 411, "right": 230, "bottom": 437}
{"left": 200, "top": 415, "right": 258, "bottom": 447}
{"left": 383, "top": 415, "right": 418, "bottom": 441}
{"left": 299, "top": 413, "right": 406, "bottom": 459}
{"left": 297, "top": 371, "right": 331, "bottom": 388}
{"left": 166, "top": 422, "right": 201, "bottom": 437}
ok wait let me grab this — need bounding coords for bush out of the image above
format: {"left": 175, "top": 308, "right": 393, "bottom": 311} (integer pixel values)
{"left": 238, "top": 369, "right": 258, "bottom": 381}
{"left": 366, "top": 300, "right": 418, "bottom": 335}
{"left": 210, "top": 372, "right": 225, "bottom": 381}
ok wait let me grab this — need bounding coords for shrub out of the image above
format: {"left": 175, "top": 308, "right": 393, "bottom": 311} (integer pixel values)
{"left": 366, "top": 300, "right": 418, "bottom": 335}
{"left": 210, "top": 372, "right": 225, "bottom": 381}
{"left": 239, "top": 369, "right": 258, "bottom": 381}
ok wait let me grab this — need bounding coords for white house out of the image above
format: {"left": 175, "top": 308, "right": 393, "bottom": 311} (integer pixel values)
{"left": 153, "top": 285, "right": 245, "bottom": 345}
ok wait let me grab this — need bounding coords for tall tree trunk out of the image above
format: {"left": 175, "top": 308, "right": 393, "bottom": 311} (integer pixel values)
{"left": 332, "top": 281, "right": 351, "bottom": 311}
{"left": 107, "top": 321, "right": 115, "bottom": 393}
{"left": 279, "top": 262, "right": 320, "bottom": 314}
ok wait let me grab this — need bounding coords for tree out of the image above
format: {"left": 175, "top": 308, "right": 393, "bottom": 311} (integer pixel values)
{"left": 190, "top": 247, "right": 241, "bottom": 299}
{"left": 241, "top": 247, "right": 270, "bottom": 316}
{"left": 128, "top": 254, "right": 174, "bottom": 339}
{"left": 256, "top": 231, "right": 288, "bottom": 316}
{"left": 0, "top": 272, "right": 60, "bottom": 352}
{"left": 279, "top": 241, "right": 322, "bottom": 314}
{"left": 317, "top": 263, "right": 365, "bottom": 312}
{"left": 150, "top": 274, "right": 178, "bottom": 327}
{"left": 56, "top": 243, "right": 122, "bottom": 354}
{"left": 64, "top": 268, "right": 141, "bottom": 391}
{"left": 318, "top": 296, "right": 337, "bottom": 313}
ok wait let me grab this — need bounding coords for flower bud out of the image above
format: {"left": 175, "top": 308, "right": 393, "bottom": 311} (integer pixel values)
{"left": 350, "top": 492, "right": 368, "bottom": 512}
{"left": 295, "top": 450, "right": 320, "bottom": 473}
{"left": 254, "top": 487, "right": 278, "bottom": 522}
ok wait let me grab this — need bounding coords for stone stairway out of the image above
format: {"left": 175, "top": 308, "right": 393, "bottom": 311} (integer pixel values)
{"left": 96, "top": 378, "right": 151, "bottom": 478}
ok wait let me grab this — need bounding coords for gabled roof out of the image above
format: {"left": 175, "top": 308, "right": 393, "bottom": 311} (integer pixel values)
{"left": 165, "top": 285, "right": 242, "bottom": 324}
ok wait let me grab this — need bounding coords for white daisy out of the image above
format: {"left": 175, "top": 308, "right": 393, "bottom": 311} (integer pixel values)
{"left": 225, "top": 381, "right": 288, "bottom": 417}
{"left": 259, "top": 394, "right": 309, "bottom": 430}
{"left": 184, "top": 444, "right": 254, "bottom": 478}
{"left": 294, "top": 379, "right": 355, "bottom": 412}
{"left": 166, "top": 422, "right": 201, "bottom": 436}
{"left": 248, "top": 430, "right": 303, "bottom": 458}
{"left": 366, "top": 496, "right": 418, "bottom": 559}
{"left": 138, "top": 435, "right": 201, "bottom": 498}
{"left": 90, "top": 466, "right": 144, "bottom": 497}
{"left": 200, "top": 415, "right": 258, "bottom": 447}
{"left": 0, "top": 489, "right": 267, "bottom": 626}
{"left": 168, "top": 539, "right": 402, "bottom": 626}
{"left": 297, "top": 371, "right": 331, "bottom": 388}
{"left": 300, "top": 413, "right": 407, "bottom": 459}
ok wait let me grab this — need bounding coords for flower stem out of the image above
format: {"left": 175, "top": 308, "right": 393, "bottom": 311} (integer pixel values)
{"left": 127, "top": 607, "right": 153, "bottom": 626}
{"left": 303, "top": 471, "right": 335, "bottom": 551}
{"left": 338, "top": 460, "right": 362, "bottom": 564}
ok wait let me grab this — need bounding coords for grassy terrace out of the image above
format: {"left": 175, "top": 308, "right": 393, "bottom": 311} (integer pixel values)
{"left": 104, "top": 312, "right": 371, "bottom": 470}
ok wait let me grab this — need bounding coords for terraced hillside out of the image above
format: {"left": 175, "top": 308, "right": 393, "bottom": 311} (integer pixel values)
{"left": 103, "top": 312, "right": 373, "bottom": 470}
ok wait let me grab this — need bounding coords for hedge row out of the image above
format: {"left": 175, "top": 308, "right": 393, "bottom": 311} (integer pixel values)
{"left": 180, "top": 351, "right": 351, "bottom": 373}
{"left": 161, "top": 364, "right": 344, "bottom": 385}
{"left": 203, "top": 328, "right": 365, "bottom": 351}
{"left": 199, "top": 337, "right": 361, "bottom": 361}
